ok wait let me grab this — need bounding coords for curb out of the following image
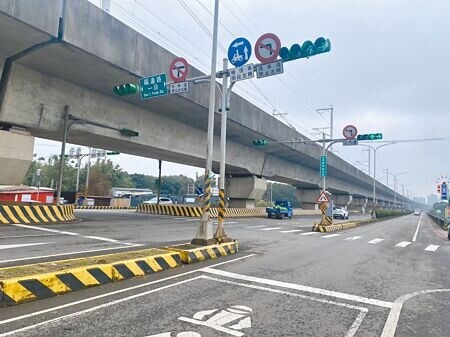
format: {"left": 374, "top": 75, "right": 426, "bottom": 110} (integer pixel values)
{"left": 0, "top": 205, "right": 75, "bottom": 225}
{"left": 0, "top": 251, "right": 181, "bottom": 307}
{"left": 74, "top": 206, "right": 137, "bottom": 209}
{"left": 136, "top": 204, "right": 265, "bottom": 218}
{"left": 164, "top": 241, "right": 238, "bottom": 264}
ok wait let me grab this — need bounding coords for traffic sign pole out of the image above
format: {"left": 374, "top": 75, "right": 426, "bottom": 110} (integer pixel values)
{"left": 192, "top": 0, "right": 219, "bottom": 246}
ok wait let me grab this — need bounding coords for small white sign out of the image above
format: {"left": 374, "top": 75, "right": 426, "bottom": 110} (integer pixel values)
{"left": 169, "top": 81, "right": 189, "bottom": 94}
{"left": 230, "top": 64, "right": 254, "bottom": 83}
{"left": 256, "top": 60, "right": 283, "bottom": 79}
{"left": 21, "top": 194, "right": 31, "bottom": 202}
{"left": 343, "top": 139, "right": 358, "bottom": 146}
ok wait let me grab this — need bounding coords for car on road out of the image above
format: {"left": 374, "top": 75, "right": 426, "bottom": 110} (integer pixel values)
{"left": 332, "top": 207, "right": 349, "bottom": 219}
{"left": 143, "top": 197, "right": 173, "bottom": 205}
{"left": 413, "top": 209, "right": 421, "bottom": 216}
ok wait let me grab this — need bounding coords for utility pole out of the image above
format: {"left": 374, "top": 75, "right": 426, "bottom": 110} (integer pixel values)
{"left": 362, "top": 149, "right": 371, "bottom": 176}
{"left": 56, "top": 106, "right": 70, "bottom": 206}
{"left": 157, "top": 159, "right": 162, "bottom": 205}
{"left": 192, "top": 0, "right": 219, "bottom": 246}
{"left": 316, "top": 105, "right": 333, "bottom": 151}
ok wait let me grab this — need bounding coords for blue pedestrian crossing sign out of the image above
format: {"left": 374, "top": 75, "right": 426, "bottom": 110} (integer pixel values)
{"left": 228, "top": 37, "right": 252, "bottom": 67}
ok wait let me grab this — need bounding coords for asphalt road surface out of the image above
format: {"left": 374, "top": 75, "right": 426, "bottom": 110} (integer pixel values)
{"left": 0, "top": 212, "right": 448, "bottom": 337}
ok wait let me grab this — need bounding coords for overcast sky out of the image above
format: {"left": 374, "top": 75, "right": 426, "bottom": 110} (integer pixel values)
{"left": 35, "top": 0, "right": 450, "bottom": 200}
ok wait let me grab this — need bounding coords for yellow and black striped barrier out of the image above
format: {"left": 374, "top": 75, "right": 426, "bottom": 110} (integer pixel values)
{"left": 165, "top": 241, "right": 238, "bottom": 264}
{"left": 0, "top": 205, "right": 75, "bottom": 224}
{"left": 74, "top": 206, "right": 136, "bottom": 209}
{"left": 314, "top": 222, "right": 358, "bottom": 232}
{"left": 136, "top": 204, "right": 265, "bottom": 218}
{"left": 0, "top": 251, "right": 181, "bottom": 307}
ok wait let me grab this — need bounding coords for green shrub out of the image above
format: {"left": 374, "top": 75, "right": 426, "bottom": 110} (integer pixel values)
{"left": 374, "top": 209, "right": 412, "bottom": 218}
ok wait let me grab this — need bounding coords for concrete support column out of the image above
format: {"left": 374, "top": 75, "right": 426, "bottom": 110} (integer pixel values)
{"left": 0, "top": 128, "right": 34, "bottom": 185}
{"left": 296, "top": 189, "right": 320, "bottom": 210}
{"left": 333, "top": 194, "right": 352, "bottom": 210}
{"left": 226, "top": 176, "right": 267, "bottom": 208}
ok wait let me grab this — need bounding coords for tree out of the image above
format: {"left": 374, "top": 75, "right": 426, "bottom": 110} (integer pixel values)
{"left": 261, "top": 182, "right": 300, "bottom": 207}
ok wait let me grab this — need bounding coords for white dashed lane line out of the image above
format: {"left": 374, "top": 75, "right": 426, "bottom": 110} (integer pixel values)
{"left": 395, "top": 241, "right": 411, "bottom": 248}
{"left": 322, "top": 234, "right": 341, "bottom": 239}
{"left": 368, "top": 238, "right": 384, "bottom": 244}
{"left": 301, "top": 232, "right": 320, "bottom": 236}
{"left": 261, "top": 227, "right": 282, "bottom": 231}
{"left": 279, "top": 229, "right": 303, "bottom": 233}
{"left": 424, "top": 244, "right": 440, "bottom": 252}
{"left": 345, "top": 236, "right": 362, "bottom": 241}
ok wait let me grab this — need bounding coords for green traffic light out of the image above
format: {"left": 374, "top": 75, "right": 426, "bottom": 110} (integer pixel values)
{"left": 279, "top": 47, "right": 290, "bottom": 61}
{"left": 279, "top": 37, "right": 331, "bottom": 62}
{"left": 289, "top": 44, "right": 302, "bottom": 60}
{"left": 120, "top": 128, "right": 139, "bottom": 137}
{"left": 253, "top": 139, "right": 268, "bottom": 146}
{"left": 301, "top": 40, "right": 315, "bottom": 57}
{"left": 314, "top": 37, "right": 331, "bottom": 54}
{"left": 113, "top": 83, "right": 139, "bottom": 96}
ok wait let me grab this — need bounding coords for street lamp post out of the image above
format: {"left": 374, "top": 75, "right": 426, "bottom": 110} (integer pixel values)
{"left": 392, "top": 172, "right": 407, "bottom": 206}
{"left": 359, "top": 142, "right": 396, "bottom": 218}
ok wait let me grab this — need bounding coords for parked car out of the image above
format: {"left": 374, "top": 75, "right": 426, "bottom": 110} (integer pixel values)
{"left": 332, "top": 207, "right": 349, "bottom": 220}
{"left": 143, "top": 197, "right": 173, "bottom": 205}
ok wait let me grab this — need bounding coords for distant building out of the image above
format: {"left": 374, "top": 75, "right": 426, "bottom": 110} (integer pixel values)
{"left": 110, "top": 187, "right": 153, "bottom": 198}
{"left": 427, "top": 193, "right": 439, "bottom": 205}
{"left": 413, "top": 196, "right": 426, "bottom": 205}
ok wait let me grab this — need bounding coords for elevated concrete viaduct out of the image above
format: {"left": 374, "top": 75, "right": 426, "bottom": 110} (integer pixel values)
{"left": 0, "top": 0, "right": 423, "bottom": 209}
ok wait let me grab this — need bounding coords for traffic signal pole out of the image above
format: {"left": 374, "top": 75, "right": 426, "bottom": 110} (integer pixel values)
{"left": 192, "top": 0, "right": 219, "bottom": 246}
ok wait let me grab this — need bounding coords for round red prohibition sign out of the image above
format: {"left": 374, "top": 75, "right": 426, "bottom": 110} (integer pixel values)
{"left": 254, "top": 33, "right": 281, "bottom": 63}
{"left": 342, "top": 125, "right": 358, "bottom": 139}
{"left": 169, "top": 57, "right": 189, "bottom": 82}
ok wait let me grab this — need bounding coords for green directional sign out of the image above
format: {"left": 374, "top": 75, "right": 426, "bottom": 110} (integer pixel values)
{"left": 139, "top": 74, "right": 167, "bottom": 100}
{"left": 320, "top": 155, "right": 327, "bottom": 177}
{"left": 357, "top": 133, "right": 383, "bottom": 141}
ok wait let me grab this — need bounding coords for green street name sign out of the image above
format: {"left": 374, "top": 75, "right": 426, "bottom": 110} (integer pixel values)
{"left": 320, "top": 155, "right": 327, "bottom": 177}
{"left": 139, "top": 74, "right": 167, "bottom": 100}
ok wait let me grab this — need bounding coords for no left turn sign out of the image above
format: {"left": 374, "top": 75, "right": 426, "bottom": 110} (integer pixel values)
{"left": 254, "top": 33, "right": 281, "bottom": 64}
{"left": 169, "top": 57, "right": 189, "bottom": 82}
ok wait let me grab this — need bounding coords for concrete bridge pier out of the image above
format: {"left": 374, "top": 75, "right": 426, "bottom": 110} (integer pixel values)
{"left": 226, "top": 176, "right": 266, "bottom": 208}
{"left": 296, "top": 189, "right": 320, "bottom": 210}
{"left": 333, "top": 194, "right": 352, "bottom": 210}
{"left": 0, "top": 128, "right": 34, "bottom": 185}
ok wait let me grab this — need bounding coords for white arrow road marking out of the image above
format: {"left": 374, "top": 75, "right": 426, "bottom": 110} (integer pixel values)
{"left": 368, "top": 238, "right": 384, "bottom": 244}
{"left": 261, "top": 227, "right": 282, "bottom": 231}
{"left": 279, "top": 229, "right": 303, "bottom": 233}
{"left": 345, "top": 236, "right": 362, "bottom": 241}
{"left": 395, "top": 241, "right": 411, "bottom": 248}
{"left": 0, "top": 242, "right": 52, "bottom": 250}
{"left": 322, "top": 234, "right": 341, "bottom": 239}
{"left": 424, "top": 245, "right": 440, "bottom": 252}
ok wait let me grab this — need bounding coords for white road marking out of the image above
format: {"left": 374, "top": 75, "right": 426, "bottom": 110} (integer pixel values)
{"left": 395, "top": 241, "right": 411, "bottom": 248}
{"left": 0, "top": 245, "right": 143, "bottom": 265}
{"left": 322, "top": 234, "right": 341, "bottom": 239}
{"left": 0, "top": 233, "right": 60, "bottom": 239}
{"left": 0, "top": 242, "right": 52, "bottom": 250}
{"left": 301, "top": 232, "right": 320, "bottom": 236}
{"left": 202, "top": 276, "right": 368, "bottom": 337}
{"left": 202, "top": 268, "right": 393, "bottom": 308}
{"left": 10, "top": 224, "right": 135, "bottom": 246}
{"left": 424, "top": 244, "right": 440, "bottom": 252}
{"left": 184, "top": 219, "right": 199, "bottom": 222}
{"left": 0, "top": 276, "right": 204, "bottom": 337}
{"left": 345, "top": 236, "right": 362, "bottom": 241}
{"left": 411, "top": 213, "right": 423, "bottom": 242}
{"left": 247, "top": 225, "right": 265, "bottom": 228}
{"left": 279, "top": 229, "right": 303, "bottom": 233}
{"left": 261, "top": 227, "right": 282, "bottom": 231}
{"left": 368, "top": 238, "right": 384, "bottom": 244}
{"left": 0, "top": 254, "right": 255, "bottom": 327}
{"left": 381, "top": 289, "right": 450, "bottom": 337}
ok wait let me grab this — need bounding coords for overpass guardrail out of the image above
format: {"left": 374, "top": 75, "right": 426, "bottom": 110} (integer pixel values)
{"left": 427, "top": 211, "right": 448, "bottom": 230}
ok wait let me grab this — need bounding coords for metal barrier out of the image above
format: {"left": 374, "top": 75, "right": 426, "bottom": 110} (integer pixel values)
{"left": 427, "top": 212, "right": 448, "bottom": 230}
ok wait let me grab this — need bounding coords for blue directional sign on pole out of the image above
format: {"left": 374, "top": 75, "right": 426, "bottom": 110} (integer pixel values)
{"left": 228, "top": 37, "right": 252, "bottom": 67}
{"left": 139, "top": 74, "right": 167, "bottom": 100}
{"left": 441, "top": 182, "right": 447, "bottom": 200}
{"left": 320, "top": 155, "right": 327, "bottom": 177}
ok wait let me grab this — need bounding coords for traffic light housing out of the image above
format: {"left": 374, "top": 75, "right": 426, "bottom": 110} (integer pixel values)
{"left": 279, "top": 37, "right": 331, "bottom": 62}
{"left": 113, "top": 83, "right": 139, "bottom": 96}
{"left": 437, "top": 184, "right": 441, "bottom": 193}
{"left": 356, "top": 133, "right": 383, "bottom": 141}
{"left": 106, "top": 151, "right": 120, "bottom": 155}
{"left": 253, "top": 139, "right": 268, "bottom": 146}
{"left": 120, "top": 128, "right": 139, "bottom": 137}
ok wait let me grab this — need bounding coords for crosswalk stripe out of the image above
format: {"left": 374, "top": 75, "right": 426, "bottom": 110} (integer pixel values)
{"left": 395, "top": 241, "right": 411, "bottom": 248}
{"left": 368, "top": 238, "right": 384, "bottom": 244}
{"left": 322, "top": 234, "right": 341, "bottom": 239}
{"left": 261, "top": 227, "right": 282, "bottom": 231}
{"left": 345, "top": 236, "right": 362, "bottom": 241}
{"left": 301, "top": 232, "right": 319, "bottom": 236}
{"left": 424, "top": 244, "right": 440, "bottom": 252}
{"left": 279, "top": 229, "right": 303, "bottom": 233}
